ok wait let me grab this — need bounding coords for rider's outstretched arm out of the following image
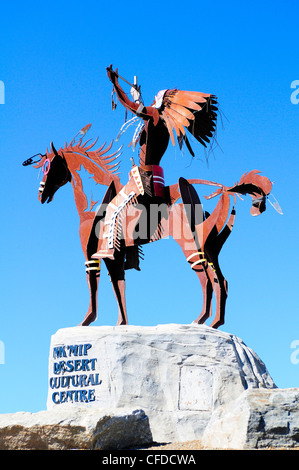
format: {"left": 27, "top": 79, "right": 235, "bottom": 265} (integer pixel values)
{"left": 107, "top": 65, "right": 160, "bottom": 125}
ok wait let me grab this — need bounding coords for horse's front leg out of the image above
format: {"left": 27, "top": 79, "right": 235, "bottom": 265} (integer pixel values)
{"left": 78, "top": 210, "right": 105, "bottom": 327}
{"left": 79, "top": 265, "right": 101, "bottom": 326}
{"left": 104, "top": 248, "right": 128, "bottom": 326}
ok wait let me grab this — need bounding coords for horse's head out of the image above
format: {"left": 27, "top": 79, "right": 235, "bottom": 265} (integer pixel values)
{"left": 227, "top": 170, "right": 273, "bottom": 216}
{"left": 23, "top": 142, "right": 72, "bottom": 204}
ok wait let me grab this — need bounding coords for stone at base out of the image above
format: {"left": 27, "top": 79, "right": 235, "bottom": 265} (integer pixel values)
{"left": 0, "top": 408, "right": 152, "bottom": 450}
{"left": 202, "top": 388, "right": 299, "bottom": 449}
{"left": 47, "top": 323, "right": 278, "bottom": 444}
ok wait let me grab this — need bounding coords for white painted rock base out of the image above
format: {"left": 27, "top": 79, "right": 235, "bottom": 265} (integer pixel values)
{"left": 1, "top": 324, "right": 298, "bottom": 450}
{"left": 47, "top": 324, "right": 278, "bottom": 444}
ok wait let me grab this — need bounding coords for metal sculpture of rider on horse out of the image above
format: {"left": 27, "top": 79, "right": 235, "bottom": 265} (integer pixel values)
{"left": 23, "top": 65, "right": 280, "bottom": 328}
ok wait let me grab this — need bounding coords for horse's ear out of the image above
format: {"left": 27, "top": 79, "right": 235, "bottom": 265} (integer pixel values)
{"left": 51, "top": 142, "right": 59, "bottom": 157}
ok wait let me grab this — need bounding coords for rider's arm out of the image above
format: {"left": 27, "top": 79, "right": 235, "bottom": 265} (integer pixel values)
{"left": 107, "top": 66, "right": 160, "bottom": 125}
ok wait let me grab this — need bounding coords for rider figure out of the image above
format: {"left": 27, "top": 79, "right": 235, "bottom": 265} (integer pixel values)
{"left": 92, "top": 66, "right": 170, "bottom": 261}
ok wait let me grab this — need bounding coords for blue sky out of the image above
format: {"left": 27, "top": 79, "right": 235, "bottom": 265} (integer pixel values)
{"left": 0, "top": 0, "right": 298, "bottom": 414}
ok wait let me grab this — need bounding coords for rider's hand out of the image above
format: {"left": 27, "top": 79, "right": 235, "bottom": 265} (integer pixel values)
{"left": 130, "top": 86, "right": 141, "bottom": 103}
{"left": 106, "top": 65, "right": 118, "bottom": 85}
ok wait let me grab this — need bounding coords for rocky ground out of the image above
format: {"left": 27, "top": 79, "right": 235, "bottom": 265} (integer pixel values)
{"left": 136, "top": 440, "right": 205, "bottom": 450}
{"left": 135, "top": 440, "right": 299, "bottom": 451}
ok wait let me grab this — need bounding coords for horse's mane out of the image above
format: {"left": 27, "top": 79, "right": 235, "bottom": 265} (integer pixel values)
{"left": 62, "top": 137, "right": 122, "bottom": 185}
{"left": 34, "top": 134, "right": 122, "bottom": 186}
{"left": 59, "top": 137, "right": 122, "bottom": 215}
{"left": 32, "top": 135, "right": 122, "bottom": 215}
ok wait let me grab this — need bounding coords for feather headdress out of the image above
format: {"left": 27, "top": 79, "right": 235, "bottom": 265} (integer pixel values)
{"left": 155, "top": 88, "right": 218, "bottom": 157}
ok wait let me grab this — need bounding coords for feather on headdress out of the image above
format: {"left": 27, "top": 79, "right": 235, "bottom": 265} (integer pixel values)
{"left": 156, "top": 88, "right": 218, "bottom": 157}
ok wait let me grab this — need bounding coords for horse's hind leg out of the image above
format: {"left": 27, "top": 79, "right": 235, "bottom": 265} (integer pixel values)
{"left": 208, "top": 262, "right": 228, "bottom": 329}
{"left": 176, "top": 178, "right": 217, "bottom": 324}
{"left": 192, "top": 272, "right": 213, "bottom": 324}
{"left": 169, "top": 203, "right": 214, "bottom": 324}
{"left": 174, "top": 239, "right": 214, "bottom": 323}
{"left": 206, "top": 207, "right": 235, "bottom": 328}
{"left": 104, "top": 248, "right": 128, "bottom": 325}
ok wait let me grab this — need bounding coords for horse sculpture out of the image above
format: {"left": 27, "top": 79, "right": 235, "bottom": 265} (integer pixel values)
{"left": 23, "top": 128, "right": 273, "bottom": 328}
